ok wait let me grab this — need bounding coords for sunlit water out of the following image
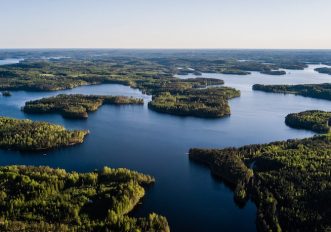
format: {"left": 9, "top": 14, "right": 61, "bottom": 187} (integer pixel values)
{"left": 0, "top": 62, "right": 331, "bottom": 231}
{"left": 0, "top": 58, "right": 23, "bottom": 65}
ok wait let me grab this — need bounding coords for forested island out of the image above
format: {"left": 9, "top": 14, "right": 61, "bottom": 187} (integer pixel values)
{"left": 253, "top": 83, "right": 331, "bottom": 101}
{"left": 219, "top": 69, "right": 250, "bottom": 75}
{"left": 0, "top": 165, "right": 169, "bottom": 232}
{"left": 260, "top": 70, "right": 286, "bottom": 75}
{"left": 0, "top": 117, "right": 88, "bottom": 151}
{"left": 189, "top": 134, "right": 331, "bottom": 232}
{"left": 315, "top": 67, "right": 331, "bottom": 75}
{"left": 23, "top": 94, "right": 144, "bottom": 119}
{"left": 137, "top": 77, "right": 225, "bottom": 94}
{"left": 134, "top": 77, "right": 240, "bottom": 117}
{"left": 169, "top": 59, "right": 295, "bottom": 75}
{"left": 285, "top": 110, "right": 331, "bottom": 133}
{"left": 148, "top": 87, "right": 240, "bottom": 118}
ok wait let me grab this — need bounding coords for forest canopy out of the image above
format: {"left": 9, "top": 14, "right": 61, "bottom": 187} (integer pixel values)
{"left": 189, "top": 134, "right": 331, "bottom": 232}
{"left": 253, "top": 83, "right": 331, "bottom": 101}
{"left": 285, "top": 110, "right": 331, "bottom": 133}
{"left": 0, "top": 117, "right": 88, "bottom": 151}
{"left": 148, "top": 87, "right": 240, "bottom": 118}
{"left": 0, "top": 165, "right": 170, "bottom": 232}
{"left": 23, "top": 94, "right": 144, "bottom": 119}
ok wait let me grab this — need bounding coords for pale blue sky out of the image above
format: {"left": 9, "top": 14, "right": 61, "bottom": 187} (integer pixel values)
{"left": 0, "top": 0, "right": 330, "bottom": 49}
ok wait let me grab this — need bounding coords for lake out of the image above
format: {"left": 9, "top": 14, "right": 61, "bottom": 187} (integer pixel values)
{"left": 0, "top": 58, "right": 23, "bottom": 65}
{"left": 0, "top": 63, "right": 331, "bottom": 231}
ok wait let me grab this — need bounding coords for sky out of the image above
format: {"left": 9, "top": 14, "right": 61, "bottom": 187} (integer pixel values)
{"left": 0, "top": 0, "right": 330, "bottom": 49}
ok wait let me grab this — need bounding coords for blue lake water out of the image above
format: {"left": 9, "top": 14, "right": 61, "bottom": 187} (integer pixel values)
{"left": 0, "top": 63, "right": 331, "bottom": 231}
{"left": 0, "top": 58, "right": 23, "bottom": 65}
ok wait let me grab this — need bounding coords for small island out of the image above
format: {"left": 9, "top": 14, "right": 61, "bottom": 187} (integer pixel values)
{"left": 23, "top": 94, "right": 144, "bottom": 119}
{"left": 148, "top": 87, "right": 240, "bottom": 118}
{"left": 0, "top": 165, "right": 170, "bottom": 232}
{"left": 2, "top": 91, "right": 12, "bottom": 97}
{"left": 261, "top": 70, "right": 286, "bottom": 75}
{"left": 285, "top": 110, "right": 331, "bottom": 133}
{"left": 0, "top": 117, "right": 88, "bottom": 151}
{"left": 252, "top": 83, "right": 331, "bottom": 101}
{"left": 220, "top": 69, "right": 250, "bottom": 75}
{"left": 315, "top": 67, "right": 331, "bottom": 75}
{"left": 189, "top": 134, "right": 331, "bottom": 232}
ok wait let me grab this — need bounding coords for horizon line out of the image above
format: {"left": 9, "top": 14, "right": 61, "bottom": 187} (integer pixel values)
{"left": 1, "top": 48, "right": 331, "bottom": 50}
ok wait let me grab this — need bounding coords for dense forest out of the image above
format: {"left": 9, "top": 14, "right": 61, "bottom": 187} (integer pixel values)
{"left": 23, "top": 94, "right": 144, "bottom": 119}
{"left": 148, "top": 87, "right": 240, "bottom": 118}
{"left": 285, "top": 110, "right": 331, "bottom": 133}
{"left": 253, "top": 83, "right": 331, "bottom": 101}
{"left": 0, "top": 117, "right": 88, "bottom": 151}
{"left": 0, "top": 165, "right": 170, "bottom": 232}
{"left": 189, "top": 134, "right": 331, "bottom": 232}
{"left": 150, "top": 57, "right": 296, "bottom": 75}
{"left": 135, "top": 77, "right": 225, "bottom": 95}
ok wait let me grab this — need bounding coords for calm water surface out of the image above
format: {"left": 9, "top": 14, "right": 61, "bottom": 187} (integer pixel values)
{"left": 0, "top": 58, "right": 23, "bottom": 65}
{"left": 0, "top": 64, "right": 331, "bottom": 232}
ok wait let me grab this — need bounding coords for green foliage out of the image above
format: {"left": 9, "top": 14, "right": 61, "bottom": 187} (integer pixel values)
{"left": 253, "top": 83, "right": 331, "bottom": 101}
{"left": 148, "top": 87, "right": 240, "bottom": 118}
{"left": 167, "top": 59, "right": 287, "bottom": 75}
{"left": 189, "top": 148, "right": 253, "bottom": 198}
{"left": 0, "top": 58, "right": 171, "bottom": 92}
{"left": 189, "top": 135, "right": 331, "bottom": 231}
{"left": 0, "top": 117, "right": 88, "bottom": 151}
{"left": 220, "top": 69, "right": 250, "bottom": 75}
{"left": 135, "top": 77, "right": 224, "bottom": 95}
{"left": 23, "top": 94, "right": 144, "bottom": 119}
{"left": 285, "top": 110, "right": 331, "bottom": 133}
{"left": 0, "top": 165, "right": 169, "bottom": 232}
